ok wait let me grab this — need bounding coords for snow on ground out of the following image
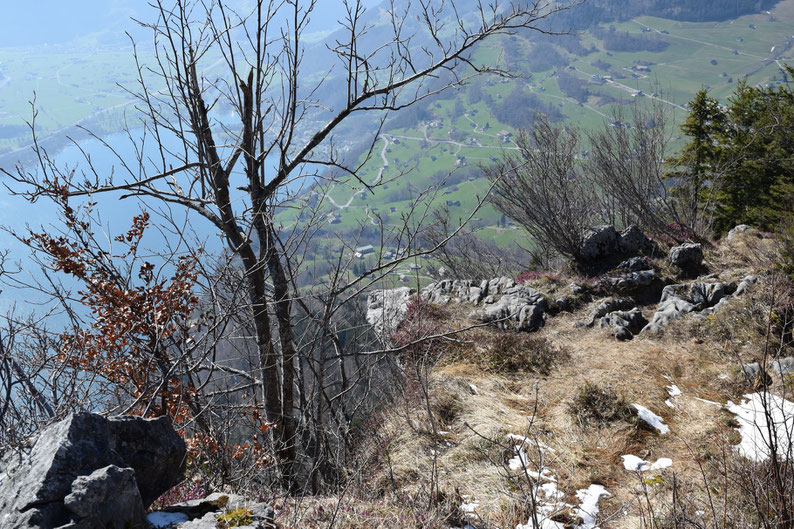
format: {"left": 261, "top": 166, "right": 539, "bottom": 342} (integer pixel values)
{"left": 666, "top": 385, "right": 682, "bottom": 397}
{"left": 621, "top": 454, "right": 673, "bottom": 472}
{"left": 726, "top": 392, "right": 794, "bottom": 462}
{"left": 632, "top": 404, "right": 670, "bottom": 434}
{"left": 147, "top": 512, "right": 189, "bottom": 528}
{"left": 508, "top": 435, "right": 610, "bottom": 529}
{"left": 575, "top": 485, "right": 612, "bottom": 529}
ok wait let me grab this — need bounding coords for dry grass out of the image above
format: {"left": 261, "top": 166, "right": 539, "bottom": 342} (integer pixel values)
{"left": 349, "top": 232, "right": 790, "bottom": 529}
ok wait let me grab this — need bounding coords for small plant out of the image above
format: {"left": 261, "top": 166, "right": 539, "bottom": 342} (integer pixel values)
{"left": 216, "top": 508, "right": 254, "bottom": 528}
{"left": 568, "top": 382, "right": 635, "bottom": 428}
{"left": 450, "top": 333, "right": 569, "bottom": 375}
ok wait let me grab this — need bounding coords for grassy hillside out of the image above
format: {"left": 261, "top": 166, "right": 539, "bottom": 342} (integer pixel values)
{"left": 278, "top": 0, "right": 794, "bottom": 283}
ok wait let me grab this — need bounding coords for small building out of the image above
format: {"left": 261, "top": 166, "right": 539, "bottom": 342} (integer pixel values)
{"left": 354, "top": 245, "right": 375, "bottom": 258}
{"left": 497, "top": 130, "right": 513, "bottom": 143}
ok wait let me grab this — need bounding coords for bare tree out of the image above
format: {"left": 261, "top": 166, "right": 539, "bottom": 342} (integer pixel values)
{"left": 4, "top": 0, "right": 575, "bottom": 489}
{"left": 586, "top": 101, "right": 697, "bottom": 242}
{"left": 484, "top": 114, "right": 599, "bottom": 265}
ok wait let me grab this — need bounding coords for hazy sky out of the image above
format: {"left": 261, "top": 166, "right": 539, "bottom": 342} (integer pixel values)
{"left": 0, "top": 1, "right": 383, "bottom": 47}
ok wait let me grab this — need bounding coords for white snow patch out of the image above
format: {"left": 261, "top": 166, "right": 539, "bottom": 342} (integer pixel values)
{"left": 575, "top": 484, "right": 611, "bottom": 529}
{"left": 726, "top": 392, "right": 794, "bottom": 462}
{"left": 507, "top": 436, "right": 609, "bottom": 529}
{"left": 147, "top": 512, "right": 189, "bottom": 528}
{"left": 694, "top": 397, "right": 722, "bottom": 407}
{"left": 622, "top": 454, "right": 673, "bottom": 472}
{"left": 508, "top": 433, "right": 556, "bottom": 453}
{"left": 469, "top": 383, "right": 479, "bottom": 395}
{"left": 665, "top": 399, "right": 675, "bottom": 409}
{"left": 666, "top": 384, "right": 682, "bottom": 397}
{"left": 633, "top": 404, "right": 670, "bottom": 434}
{"left": 515, "top": 483, "right": 611, "bottom": 529}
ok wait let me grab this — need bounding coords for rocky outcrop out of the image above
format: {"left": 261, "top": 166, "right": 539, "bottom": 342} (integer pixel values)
{"left": 579, "top": 297, "right": 635, "bottom": 327}
{"left": 579, "top": 225, "right": 655, "bottom": 263}
{"left": 600, "top": 269, "right": 662, "bottom": 296}
{"left": 669, "top": 243, "right": 703, "bottom": 271}
{"left": 599, "top": 308, "right": 648, "bottom": 341}
{"left": 469, "top": 285, "right": 548, "bottom": 332}
{"left": 420, "top": 277, "right": 548, "bottom": 332}
{"left": 727, "top": 224, "right": 752, "bottom": 239}
{"left": 615, "top": 256, "right": 653, "bottom": 272}
{"left": 579, "top": 226, "right": 620, "bottom": 262}
{"left": 366, "top": 287, "right": 415, "bottom": 342}
{"left": 63, "top": 465, "right": 147, "bottom": 529}
{"left": 641, "top": 276, "right": 756, "bottom": 334}
{"left": 0, "top": 412, "right": 185, "bottom": 529}
{"left": 617, "top": 225, "right": 655, "bottom": 255}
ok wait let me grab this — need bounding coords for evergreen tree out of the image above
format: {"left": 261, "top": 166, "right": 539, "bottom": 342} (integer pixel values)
{"left": 712, "top": 70, "right": 794, "bottom": 232}
{"left": 680, "top": 66, "right": 794, "bottom": 233}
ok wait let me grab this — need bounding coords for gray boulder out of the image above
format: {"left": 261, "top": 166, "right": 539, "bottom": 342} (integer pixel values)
{"left": 618, "top": 225, "right": 654, "bottom": 255}
{"left": 63, "top": 465, "right": 147, "bottom": 529}
{"left": 771, "top": 357, "right": 794, "bottom": 377}
{"left": 366, "top": 287, "right": 415, "bottom": 342}
{"left": 741, "top": 362, "right": 763, "bottom": 379}
{"left": 581, "top": 297, "right": 634, "bottom": 327}
{"left": 106, "top": 415, "right": 187, "bottom": 506}
{"left": 642, "top": 276, "right": 755, "bottom": 334}
{"left": 469, "top": 284, "right": 547, "bottom": 332}
{"left": 579, "top": 226, "right": 619, "bottom": 261}
{"left": 0, "top": 412, "right": 185, "bottom": 528}
{"left": 669, "top": 243, "right": 703, "bottom": 270}
{"left": 727, "top": 224, "right": 752, "bottom": 240}
{"left": 601, "top": 270, "right": 659, "bottom": 293}
{"left": 616, "top": 256, "right": 653, "bottom": 272}
{"left": 599, "top": 308, "right": 648, "bottom": 341}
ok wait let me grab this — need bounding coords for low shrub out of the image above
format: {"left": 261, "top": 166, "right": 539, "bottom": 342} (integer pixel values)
{"left": 568, "top": 382, "right": 635, "bottom": 428}
{"left": 452, "top": 333, "right": 569, "bottom": 375}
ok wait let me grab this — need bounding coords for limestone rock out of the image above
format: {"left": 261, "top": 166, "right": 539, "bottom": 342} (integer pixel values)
{"left": 727, "top": 224, "right": 752, "bottom": 239}
{"left": 617, "top": 225, "right": 654, "bottom": 255}
{"left": 615, "top": 256, "right": 653, "bottom": 272}
{"left": 366, "top": 287, "right": 415, "bottom": 342}
{"left": 641, "top": 276, "right": 755, "bottom": 334}
{"left": 107, "top": 415, "right": 188, "bottom": 506}
{"left": 0, "top": 412, "right": 185, "bottom": 528}
{"left": 63, "top": 465, "right": 147, "bottom": 529}
{"left": 583, "top": 297, "right": 634, "bottom": 327}
{"left": 579, "top": 225, "right": 619, "bottom": 261}
{"left": 599, "top": 308, "right": 648, "bottom": 341}
{"left": 669, "top": 243, "right": 703, "bottom": 270}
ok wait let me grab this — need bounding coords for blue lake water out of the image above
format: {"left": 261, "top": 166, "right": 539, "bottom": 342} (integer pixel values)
{"left": 0, "top": 126, "right": 291, "bottom": 318}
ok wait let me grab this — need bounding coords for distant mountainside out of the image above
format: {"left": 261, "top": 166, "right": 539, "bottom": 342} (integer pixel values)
{"left": 543, "top": 0, "right": 781, "bottom": 29}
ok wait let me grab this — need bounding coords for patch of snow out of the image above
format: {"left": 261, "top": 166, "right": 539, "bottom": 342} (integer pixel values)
{"left": 622, "top": 454, "right": 672, "bottom": 472}
{"left": 666, "top": 385, "right": 682, "bottom": 397}
{"left": 665, "top": 399, "right": 675, "bottom": 409}
{"left": 633, "top": 404, "right": 670, "bottom": 434}
{"left": 575, "top": 484, "right": 611, "bottom": 529}
{"left": 147, "top": 512, "right": 189, "bottom": 528}
{"left": 726, "top": 392, "right": 794, "bottom": 462}
{"left": 507, "top": 434, "right": 556, "bottom": 453}
{"left": 469, "top": 383, "right": 479, "bottom": 395}
{"left": 460, "top": 498, "right": 479, "bottom": 515}
{"left": 694, "top": 397, "right": 722, "bottom": 407}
